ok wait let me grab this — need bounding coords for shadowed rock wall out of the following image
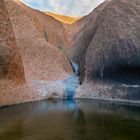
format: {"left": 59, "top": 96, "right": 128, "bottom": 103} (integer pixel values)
{"left": 0, "top": 0, "right": 24, "bottom": 82}
{"left": 67, "top": 0, "right": 140, "bottom": 83}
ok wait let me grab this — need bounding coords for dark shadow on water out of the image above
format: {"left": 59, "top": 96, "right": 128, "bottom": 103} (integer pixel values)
{"left": 0, "top": 99, "right": 140, "bottom": 140}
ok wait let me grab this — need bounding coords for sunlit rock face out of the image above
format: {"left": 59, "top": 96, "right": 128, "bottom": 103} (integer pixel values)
{"left": 0, "top": 0, "right": 24, "bottom": 82}
{"left": 46, "top": 12, "right": 80, "bottom": 24}
{"left": 0, "top": 0, "right": 37, "bottom": 106}
{"left": 5, "top": 0, "right": 72, "bottom": 81}
{"left": 0, "top": 0, "right": 74, "bottom": 107}
{"left": 5, "top": 0, "right": 69, "bottom": 48}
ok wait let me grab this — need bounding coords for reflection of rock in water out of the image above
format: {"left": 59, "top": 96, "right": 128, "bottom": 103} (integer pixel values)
{"left": 0, "top": 100, "right": 140, "bottom": 140}
{"left": 71, "top": 109, "right": 88, "bottom": 140}
{"left": 76, "top": 100, "right": 140, "bottom": 120}
{"left": 64, "top": 99, "right": 88, "bottom": 140}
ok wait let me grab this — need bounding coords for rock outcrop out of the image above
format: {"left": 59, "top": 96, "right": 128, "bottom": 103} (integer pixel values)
{"left": 1, "top": 0, "right": 140, "bottom": 106}
{"left": 0, "top": 0, "right": 73, "bottom": 106}
{"left": 0, "top": 0, "right": 37, "bottom": 106}
{"left": 67, "top": 0, "right": 140, "bottom": 83}
{"left": 46, "top": 12, "right": 80, "bottom": 24}
{"left": 5, "top": 0, "right": 72, "bottom": 81}
{"left": 5, "top": 0, "right": 69, "bottom": 48}
{"left": 0, "top": 0, "right": 24, "bottom": 82}
{"left": 67, "top": 0, "right": 140, "bottom": 103}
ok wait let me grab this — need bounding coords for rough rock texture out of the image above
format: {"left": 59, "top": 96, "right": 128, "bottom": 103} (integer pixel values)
{"left": 64, "top": 12, "right": 92, "bottom": 43}
{"left": 0, "top": 0, "right": 38, "bottom": 106}
{"left": 6, "top": 0, "right": 69, "bottom": 49}
{"left": 1, "top": 0, "right": 140, "bottom": 106}
{"left": 0, "top": 0, "right": 24, "bottom": 82}
{"left": 67, "top": 0, "right": 140, "bottom": 103}
{"left": 0, "top": 80, "right": 38, "bottom": 106}
{"left": 67, "top": 0, "right": 140, "bottom": 82}
{"left": 64, "top": 5, "right": 104, "bottom": 44}
{"left": 0, "top": 0, "right": 74, "bottom": 107}
{"left": 75, "top": 81, "right": 140, "bottom": 104}
{"left": 66, "top": 0, "right": 109, "bottom": 67}
{"left": 5, "top": 0, "right": 72, "bottom": 81}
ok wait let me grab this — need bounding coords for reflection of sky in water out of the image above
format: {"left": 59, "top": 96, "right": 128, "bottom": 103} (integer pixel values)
{"left": 21, "top": 0, "right": 105, "bottom": 16}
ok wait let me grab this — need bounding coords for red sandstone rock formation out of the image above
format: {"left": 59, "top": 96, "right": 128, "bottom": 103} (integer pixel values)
{"left": 46, "top": 12, "right": 80, "bottom": 24}
{"left": 2, "top": 0, "right": 140, "bottom": 105}
{"left": 67, "top": 0, "right": 140, "bottom": 83}
{"left": 0, "top": 0, "right": 73, "bottom": 106}
{"left": 5, "top": 0, "right": 69, "bottom": 48}
{"left": 67, "top": 0, "right": 140, "bottom": 102}
{"left": 0, "top": 0, "right": 38, "bottom": 106}
{"left": 5, "top": 0, "right": 72, "bottom": 81}
{"left": 0, "top": 0, "right": 24, "bottom": 82}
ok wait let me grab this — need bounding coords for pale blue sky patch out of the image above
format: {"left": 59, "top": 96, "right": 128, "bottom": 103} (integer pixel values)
{"left": 21, "top": 0, "right": 105, "bottom": 17}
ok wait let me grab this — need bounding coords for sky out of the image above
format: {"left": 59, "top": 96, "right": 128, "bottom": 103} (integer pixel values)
{"left": 21, "top": 0, "right": 105, "bottom": 17}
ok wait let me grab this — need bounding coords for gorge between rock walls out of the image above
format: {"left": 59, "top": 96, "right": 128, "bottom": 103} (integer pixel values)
{"left": 0, "top": 0, "right": 140, "bottom": 106}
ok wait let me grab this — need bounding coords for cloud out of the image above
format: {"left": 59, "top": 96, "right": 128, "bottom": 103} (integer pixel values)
{"left": 21, "top": 0, "right": 105, "bottom": 16}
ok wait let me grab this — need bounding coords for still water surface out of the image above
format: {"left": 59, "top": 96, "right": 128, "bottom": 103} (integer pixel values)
{"left": 0, "top": 100, "right": 140, "bottom": 140}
